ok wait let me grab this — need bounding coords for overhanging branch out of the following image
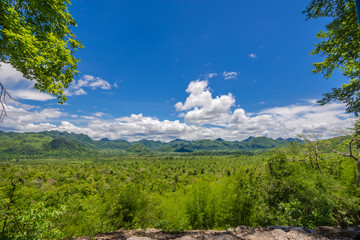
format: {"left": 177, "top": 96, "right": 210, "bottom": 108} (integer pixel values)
{"left": 0, "top": 82, "right": 16, "bottom": 122}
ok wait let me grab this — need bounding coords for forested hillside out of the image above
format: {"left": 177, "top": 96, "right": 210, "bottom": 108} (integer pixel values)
{"left": 1, "top": 133, "right": 360, "bottom": 239}
{"left": 0, "top": 131, "right": 300, "bottom": 158}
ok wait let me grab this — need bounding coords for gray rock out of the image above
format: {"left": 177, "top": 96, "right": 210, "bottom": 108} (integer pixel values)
{"left": 202, "top": 233, "right": 238, "bottom": 240}
{"left": 315, "top": 226, "right": 360, "bottom": 238}
{"left": 174, "top": 236, "right": 197, "bottom": 240}
{"left": 315, "top": 226, "right": 342, "bottom": 235}
{"left": 127, "top": 237, "right": 154, "bottom": 240}
{"left": 271, "top": 229, "right": 292, "bottom": 240}
{"left": 267, "top": 226, "right": 288, "bottom": 231}
{"left": 303, "top": 228, "right": 315, "bottom": 234}
{"left": 235, "top": 225, "right": 251, "bottom": 232}
{"left": 241, "top": 230, "right": 274, "bottom": 240}
{"left": 287, "top": 226, "right": 314, "bottom": 234}
{"left": 254, "top": 227, "right": 268, "bottom": 231}
{"left": 348, "top": 226, "right": 360, "bottom": 232}
{"left": 145, "top": 228, "right": 161, "bottom": 235}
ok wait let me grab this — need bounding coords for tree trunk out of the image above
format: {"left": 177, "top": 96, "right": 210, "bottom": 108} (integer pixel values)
{"left": 315, "top": 146, "right": 321, "bottom": 172}
{"left": 357, "top": 161, "right": 360, "bottom": 188}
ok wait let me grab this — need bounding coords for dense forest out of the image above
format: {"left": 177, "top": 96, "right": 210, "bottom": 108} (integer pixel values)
{"left": 1, "top": 131, "right": 360, "bottom": 239}
{"left": 2, "top": 0, "right": 360, "bottom": 239}
{"left": 0, "top": 131, "right": 300, "bottom": 158}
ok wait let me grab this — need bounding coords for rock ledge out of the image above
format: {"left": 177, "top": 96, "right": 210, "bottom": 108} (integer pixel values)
{"left": 74, "top": 226, "right": 360, "bottom": 240}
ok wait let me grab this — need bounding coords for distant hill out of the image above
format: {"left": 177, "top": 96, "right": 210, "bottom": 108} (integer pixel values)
{"left": 0, "top": 131, "right": 92, "bottom": 159}
{"left": 0, "top": 130, "right": 303, "bottom": 159}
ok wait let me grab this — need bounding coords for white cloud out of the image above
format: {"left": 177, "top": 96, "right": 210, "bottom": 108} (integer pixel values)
{"left": 65, "top": 74, "right": 111, "bottom": 96}
{"left": 76, "top": 75, "right": 111, "bottom": 90}
{"left": 0, "top": 105, "right": 65, "bottom": 131}
{"left": 0, "top": 63, "right": 55, "bottom": 101}
{"left": 174, "top": 80, "right": 353, "bottom": 140}
{"left": 82, "top": 116, "right": 97, "bottom": 120}
{"left": 0, "top": 80, "right": 354, "bottom": 142}
{"left": 222, "top": 71, "right": 238, "bottom": 80}
{"left": 204, "top": 73, "right": 217, "bottom": 79}
{"left": 0, "top": 63, "right": 26, "bottom": 87}
{"left": 0, "top": 63, "right": 110, "bottom": 102}
{"left": 11, "top": 102, "right": 40, "bottom": 111}
{"left": 1, "top": 110, "right": 216, "bottom": 142}
{"left": 258, "top": 101, "right": 353, "bottom": 138}
{"left": 175, "top": 80, "right": 212, "bottom": 111}
{"left": 73, "top": 88, "right": 87, "bottom": 96}
{"left": 93, "top": 112, "right": 108, "bottom": 117}
{"left": 248, "top": 53, "right": 257, "bottom": 59}
{"left": 175, "top": 80, "right": 235, "bottom": 126}
{"left": 9, "top": 90, "right": 55, "bottom": 101}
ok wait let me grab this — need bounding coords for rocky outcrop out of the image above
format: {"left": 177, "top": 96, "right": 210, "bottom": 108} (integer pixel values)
{"left": 73, "top": 226, "right": 360, "bottom": 240}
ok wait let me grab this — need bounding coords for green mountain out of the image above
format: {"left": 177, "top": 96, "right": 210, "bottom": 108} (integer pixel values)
{"left": 0, "top": 131, "right": 91, "bottom": 158}
{"left": 0, "top": 130, "right": 302, "bottom": 159}
{"left": 39, "top": 131, "right": 96, "bottom": 149}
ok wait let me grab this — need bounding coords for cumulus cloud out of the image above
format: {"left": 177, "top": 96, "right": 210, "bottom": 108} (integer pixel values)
{"left": 9, "top": 90, "right": 56, "bottom": 101}
{"left": 74, "top": 75, "right": 111, "bottom": 90}
{"left": 1, "top": 107, "right": 216, "bottom": 141}
{"left": 65, "top": 75, "right": 111, "bottom": 96}
{"left": 0, "top": 63, "right": 27, "bottom": 87}
{"left": 258, "top": 101, "right": 353, "bottom": 138}
{"left": 0, "top": 63, "right": 55, "bottom": 101}
{"left": 175, "top": 80, "right": 235, "bottom": 126}
{"left": 0, "top": 63, "right": 111, "bottom": 101}
{"left": 174, "top": 80, "right": 353, "bottom": 140}
{"left": 222, "top": 71, "right": 238, "bottom": 80}
{"left": 72, "top": 88, "right": 87, "bottom": 96}
{"left": 0, "top": 80, "right": 354, "bottom": 142}
{"left": 0, "top": 105, "right": 65, "bottom": 131}
{"left": 225, "top": 101, "right": 353, "bottom": 140}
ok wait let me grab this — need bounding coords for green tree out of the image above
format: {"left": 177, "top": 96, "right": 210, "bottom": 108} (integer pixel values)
{"left": 298, "top": 134, "right": 322, "bottom": 172}
{"left": 332, "top": 119, "right": 360, "bottom": 187}
{"left": 305, "top": 0, "right": 360, "bottom": 114}
{"left": 0, "top": 0, "right": 83, "bottom": 118}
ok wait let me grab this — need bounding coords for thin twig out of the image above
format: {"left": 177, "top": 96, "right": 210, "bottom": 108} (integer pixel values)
{"left": 1, "top": 196, "right": 26, "bottom": 238}
{"left": 0, "top": 82, "right": 17, "bottom": 122}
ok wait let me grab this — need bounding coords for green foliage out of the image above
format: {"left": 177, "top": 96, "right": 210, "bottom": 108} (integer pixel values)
{"left": 304, "top": 0, "right": 360, "bottom": 113}
{"left": 0, "top": 175, "right": 66, "bottom": 239}
{"left": 106, "top": 184, "right": 155, "bottom": 229}
{"left": 265, "top": 153, "right": 338, "bottom": 228}
{"left": 128, "top": 143, "right": 150, "bottom": 155}
{"left": 186, "top": 180, "right": 212, "bottom": 229}
{"left": 1, "top": 203, "right": 66, "bottom": 239}
{"left": 268, "top": 152, "right": 293, "bottom": 179}
{"left": 0, "top": 136, "right": 360, "bottom": 237}
{"left": 46, "top": 137, "right": 83, "bottom": 150}
{"left": 0, "top": 0, "right": 83, "bottom": 102}
{"left": 0, "top": 131, "right": 301, "bottom": 159}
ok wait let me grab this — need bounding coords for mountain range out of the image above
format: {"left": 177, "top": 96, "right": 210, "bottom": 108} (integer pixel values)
{"left": 0, "top": 130, "right": 301, "bottom": 158}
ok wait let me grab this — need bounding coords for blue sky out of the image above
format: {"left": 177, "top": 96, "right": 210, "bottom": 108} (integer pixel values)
{"left": 0, "top": 0, "right": 355, "bottom": 141}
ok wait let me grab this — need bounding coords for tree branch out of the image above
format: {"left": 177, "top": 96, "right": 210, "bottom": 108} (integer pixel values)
{"left": 0, "top": 82, "right": 16, "bottom": 122}
{"left": 332, "top": 139, "right": 359, "bottom": 162}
